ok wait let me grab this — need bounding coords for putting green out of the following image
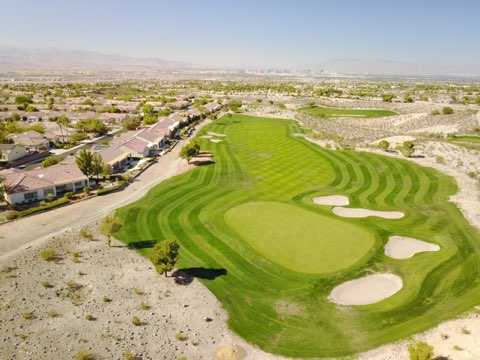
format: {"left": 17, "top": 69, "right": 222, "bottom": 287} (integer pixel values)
{"left": 225, "top": 201, "right": 376, "bottom": 274}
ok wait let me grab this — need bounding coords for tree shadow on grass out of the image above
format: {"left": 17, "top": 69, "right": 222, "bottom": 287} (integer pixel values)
{"left": 127, "top": 240, "right": 157, "bottom": 249}
{"left": 172, "top": 267, "right": 227, "bottom": 285}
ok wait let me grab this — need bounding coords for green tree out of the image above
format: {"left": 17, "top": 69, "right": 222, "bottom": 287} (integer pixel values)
{"left": 92, "top": 153, "right": 106, "bottom": 180}
{"left": 100, "top": 215, "right": 122, "bottom": 247}
{"left": 408, "top": 341, "right": 433, "bottom": 360}
{"left": 150, "top": 240, "right": 180, "bottom": 277}
{"left": 180, "top": 141, "right": 200, "bottom": 160}
{"left": 75, "top": 149, "right": 95, "bottom": 179}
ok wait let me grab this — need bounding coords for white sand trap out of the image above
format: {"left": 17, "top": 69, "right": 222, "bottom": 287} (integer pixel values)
{"left": 313, "top": 195, "right": 350, "bottom": 206}
{"left": 385, "top": 235, "right": 440, "bottom": 259}
{"left": 332, "top": 207, "right": 404, "bottom": 219}
{"left": 210, "top": 139, "right": 223, "bottom": 143}
{"left": 208, "top": 131, "right": 227, "bottom": 137}
{"left": 329, "top": 273, "right": 403, "bottom": 306}
{"left": 201, "top": 135, "right": 213, "bottom": 139}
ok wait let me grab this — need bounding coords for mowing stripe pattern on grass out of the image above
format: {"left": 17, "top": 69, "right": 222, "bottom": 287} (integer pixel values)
{"left": 115, "top": 114, "right": 480, "bottom": 358}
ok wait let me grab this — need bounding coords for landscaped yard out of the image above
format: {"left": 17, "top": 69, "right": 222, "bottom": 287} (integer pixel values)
{"left": 300, "top": 105, "right": 397, "bottom": 118}
{"left": 114, "top": 114, "right": 480, "bottom": 358}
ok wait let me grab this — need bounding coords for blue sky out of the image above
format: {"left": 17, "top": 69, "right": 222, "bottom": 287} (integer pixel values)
{"left": 1, "top": 0, "right": 478, "bottom": 69}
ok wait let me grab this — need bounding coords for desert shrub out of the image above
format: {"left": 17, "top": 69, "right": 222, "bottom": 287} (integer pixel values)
{"left": 131, "top": 316, "right": 143, "bottom": 326}
{"left": 80, "top": 227, "right": 94, "bottom": 240}
{"left": 176, "top": 332, "right": 188, "bottom": 341}
{"left": 435, "top": 156, "right": 446, "bottom": 164}
{"left": 442, "top": 106, "right": 454, "bottom": 115}
{"left": 85, "top": 314, "right": 96, "bottom": 321}
{"left": 408, "top": 341, "right": 434, "bottom": 360}
{"left": 123, "top": 352, "right": 141, "bottom": 360}
{"left": 431, "top": 109, "right": 440, "bottom": 115}
{"left": 133, "top": 288, "right": 144, "bottom": 296}
{"left": 382, "top": 93, "right": 395, "bottom": 102}
{"left": 139, "top": 302, "right": 151, "bottom": 310}
{"left": 378, "top": 140, "right": 390, "bottom": 151}
{"left": 66, "top": 280, "right": 82, "bottom": 291}
{"left": 21, "top": 311, "right": 35, "bottom": 320}
{"left": 41, "top": 281, "right": 54, "bottom": 288}
{"left": 74, "top": 350, "right": 96, "bottom": 360}
{"left": 5, "top": 210, "right": 19, "bottom": 220}
{"left": 47, "top": 309, "right": 61, "bottom": 318}
{"left": 399, "top": 141, "right": 415, "bottom": 158}
{"left": 39, "top": 248, "right": 60, "bottom": 262}
{"left": 122, "top": 116, "right": 142, "bottom": 130}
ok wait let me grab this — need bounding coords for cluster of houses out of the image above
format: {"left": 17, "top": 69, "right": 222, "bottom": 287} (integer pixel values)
{"left": 0, "top": 102, "right": 222, "bottom": 207}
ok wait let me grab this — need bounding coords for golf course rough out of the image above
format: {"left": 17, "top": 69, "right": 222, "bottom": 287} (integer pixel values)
{"left": 115, "top": 114, "right": 480, "bottom": 358}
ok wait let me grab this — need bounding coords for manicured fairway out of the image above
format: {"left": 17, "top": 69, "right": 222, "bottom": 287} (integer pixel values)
{"left": 300, "top": 105, "right": 397, "bottom": 118}
{"left": 115, "top": 114, "right": 480, "bottom": 358}
{"left": 225, "top": 201, "right": 376, "bottom": 274}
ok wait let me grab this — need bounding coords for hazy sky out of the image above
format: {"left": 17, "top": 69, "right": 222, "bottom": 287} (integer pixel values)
{"left": 1, "top": 0, "right": 479, "bottom": 69}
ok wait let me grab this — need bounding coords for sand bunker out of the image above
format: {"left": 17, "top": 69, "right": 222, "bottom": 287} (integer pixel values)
{"left": 329, "top": 273, "right": 403, "bottom": 306}
{"left": 210, "top": 139, "right": 223, "bottom": 143}
{"left": 332, "top": 207, "right": 404, "bottom": 219}
{"left": 385, "top": 235, "right": 440, "bottom": 259}
{"left": 208, "top": 131, "right": 227, "bottom": 137}
{"left": 201, "top": 135, "right": 213, "bottom": 139}
{"left": 313, "top": 195, "right": 350, "bottom": 206}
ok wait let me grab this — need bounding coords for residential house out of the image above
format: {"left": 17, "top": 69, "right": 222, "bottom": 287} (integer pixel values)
{"left": 136, "top": 117, "right": 179, "bottom": 151}
{"left": 0, "top": 144, "right": 29, "bottom": 164}
{"left": 8, "top": 130, "right": 50, "bottom": 152}
{"left": 1, "top": 163, "right": 88, "bottom": 205}
{"left": 98, "top": 132, "right": 151, "bottom": 172}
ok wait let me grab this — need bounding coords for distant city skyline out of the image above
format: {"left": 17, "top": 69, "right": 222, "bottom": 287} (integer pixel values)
{"left": 1, "top": 0, "right": 479, "bottom": 74}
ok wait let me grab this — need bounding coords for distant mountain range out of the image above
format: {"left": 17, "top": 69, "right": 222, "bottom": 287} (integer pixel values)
{"left": 0, "top": 46, "right": 190, "bottom": 72}
{"left": 0, "top": 46, "right": 478, "bottom": 78}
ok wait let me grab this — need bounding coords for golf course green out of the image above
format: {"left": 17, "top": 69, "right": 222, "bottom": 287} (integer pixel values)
{"left": 225, "top": 201, "right": 376, "bottom": 274}
{"left": 115, "top": 114, "right": 480, "bottom": 358}
{"left": 300, "top": 105, "right": 397, "bottom": 118}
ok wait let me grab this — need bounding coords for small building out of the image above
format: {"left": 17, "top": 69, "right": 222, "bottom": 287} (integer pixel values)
{"left": 1, "top": 163, "right": 88, "bottom": 205}
{"left": 0, "top": 144, "right": 29, "bottom": 164}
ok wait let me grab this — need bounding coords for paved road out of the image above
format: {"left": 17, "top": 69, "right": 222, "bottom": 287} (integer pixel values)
{"left": 0, "top": 140, "right": 189, "bottom": 262}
